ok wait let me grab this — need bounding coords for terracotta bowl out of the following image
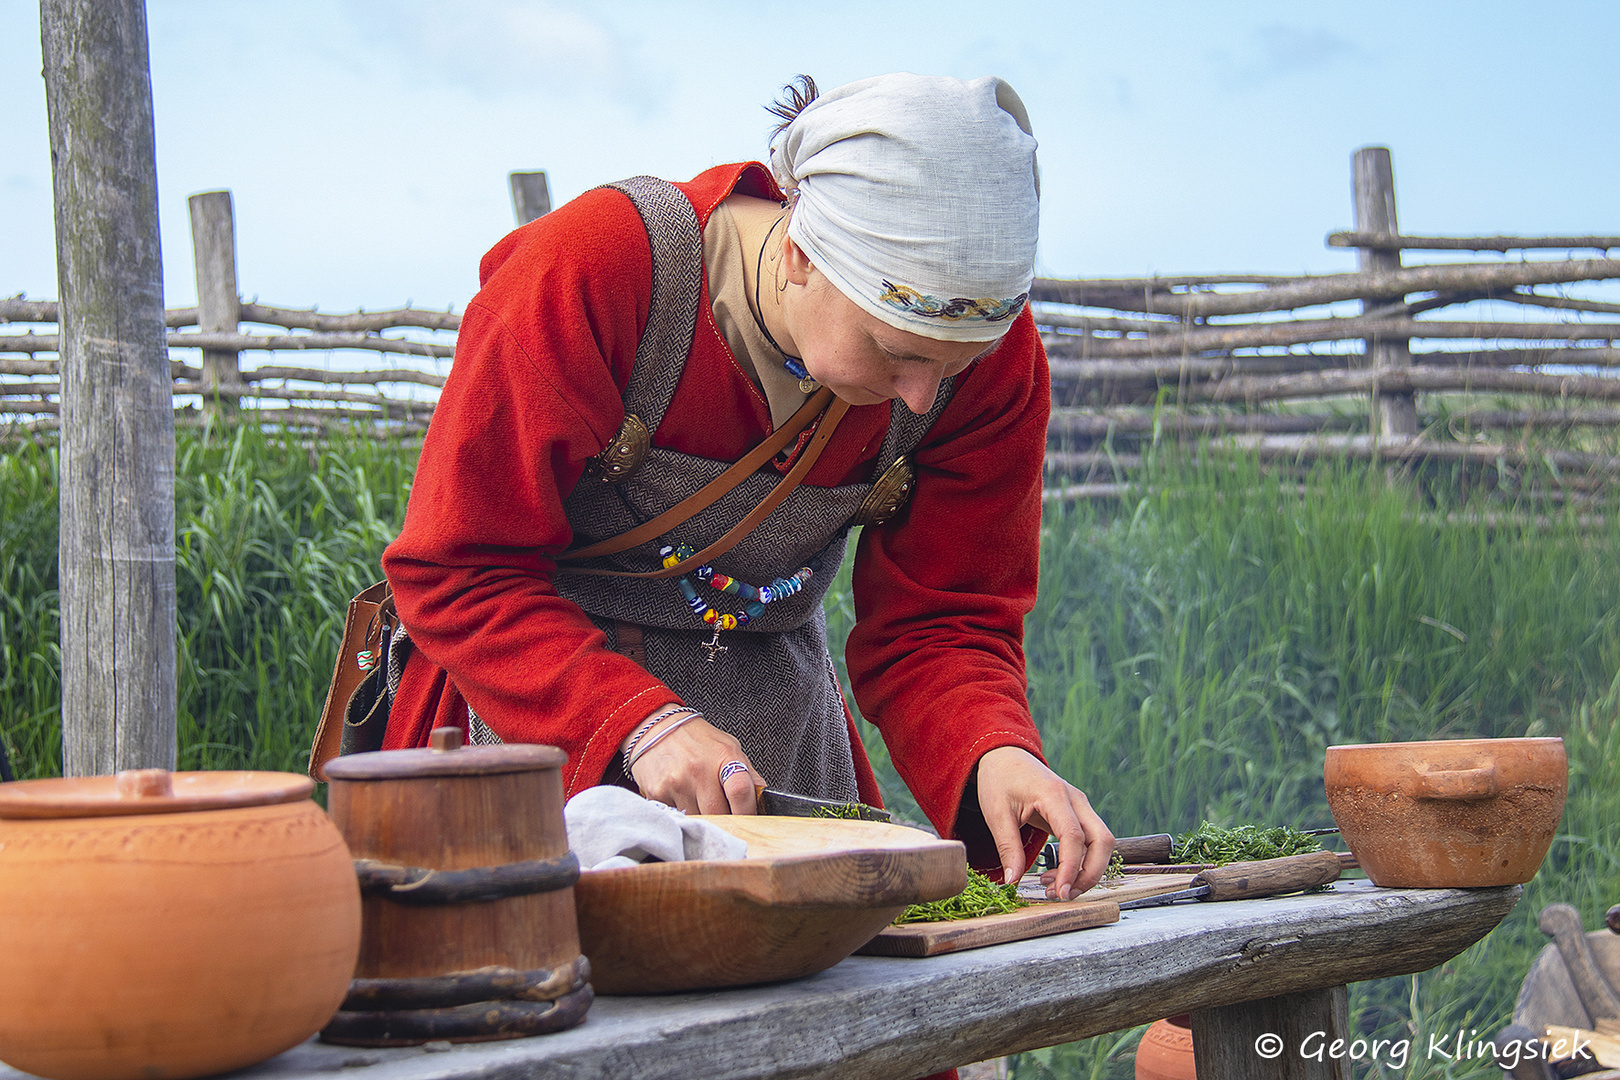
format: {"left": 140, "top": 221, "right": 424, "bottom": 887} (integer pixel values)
{"left": 0, "top": 770, "right": 361, "bottom": 1080}
{"left": 1136, "top": 1015, "right": 1197, "bottom": 1080}
{"left": 1323, "top": 738, "right": 1567, "bottom": 888}
{"left": 573, "top": 815, "right": 965, "bottom": 993}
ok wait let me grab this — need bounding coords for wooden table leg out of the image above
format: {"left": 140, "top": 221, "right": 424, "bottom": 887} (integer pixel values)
{"left": 1190, "top": 986, "right": 1351, "bottom": 1080}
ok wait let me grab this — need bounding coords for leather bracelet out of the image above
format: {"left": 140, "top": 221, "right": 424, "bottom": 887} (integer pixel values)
{"left": 621, "top": 705, "right": 687, "bottom": 773}
{"left": 625, "top": 711, "right": 702, "bottom": 774}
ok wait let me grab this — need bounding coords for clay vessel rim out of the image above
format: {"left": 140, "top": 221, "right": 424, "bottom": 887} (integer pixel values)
{"left": 0, "top": 770, "right": 313, "bottom": 819}
{"left": 325, "top": 743, "right": 566, "bottom": 780}
{"left": 1325, "top": 737, "right": 1565, "bottom": 752}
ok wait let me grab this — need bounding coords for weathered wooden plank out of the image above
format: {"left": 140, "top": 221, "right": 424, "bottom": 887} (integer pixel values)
{"left": 59, "top": 881, "right": 1512, "bottom": 1080}
{"left": 236, "top": 303, "right": 462, "bottom": 332}
{"left": 509, "top": 170, "right": 552, "bottom": 225}
{"left": 41, "top": 0, "right": 176, "bottom": 775}
{"left": 1191, "top": 986, "right": 1350, "bottom": 1079}
{"left": 1352, "top": 147, "right": 1417, "bottom": 436}
{"left": 1329, "top": 231, "right": 1620, "bottom": 252}
{"left": 1193, "top": 367, "right": 1620, "bottom": 405}
{"left": 188, "top": 190, "right": 240, "bottom": 407}
{"left": 1043, "top": 317, "right": 1620, "bottom": 359}
{"left": 1032, "top": 259, "right": 1620, "bottom": 317}
{"left": 170, "top": 331, "right": 455, "bottom": 358}
{"left": 1048, "top": 410, "right": 1356, "bottom": 438}
{"left": 0, "top": 298, "right": 463, "bottom": 333}
{"left": 1210, "top": 433, "right": 1620, "bottom": 473}
{"left": 0, "top": 299, "right": 59, "bottom": 324}
{"left": 1538, "top": 904, "right": 1620, "bottom": 1020}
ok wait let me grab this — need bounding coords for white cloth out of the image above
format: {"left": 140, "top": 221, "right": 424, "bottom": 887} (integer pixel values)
{"left": 769, "top": 72, "right": 1040, "bottom": 343}
{"left": 564, "top": 785, "right": 748, "bottom": 870}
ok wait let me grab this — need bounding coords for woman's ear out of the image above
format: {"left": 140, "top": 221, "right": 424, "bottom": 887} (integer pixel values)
{"left": 781, "top": 234, "right": 815, "bottom": 287}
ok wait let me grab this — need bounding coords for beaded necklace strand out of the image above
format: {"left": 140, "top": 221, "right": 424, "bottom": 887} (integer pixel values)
{"left": 660, "top": 542, "right": 813, "bottom": 660}
{"left": 658, "top": 212, "right": 821, "bottom": 660}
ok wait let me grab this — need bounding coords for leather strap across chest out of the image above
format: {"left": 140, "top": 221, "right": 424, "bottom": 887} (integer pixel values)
{"left": 556, "top": 388, "right": 848, "bottom": 578}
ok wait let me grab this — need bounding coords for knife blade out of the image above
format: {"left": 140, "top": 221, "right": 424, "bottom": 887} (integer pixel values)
{"left": 755, "top": 786, "right": 891, "bottom": 823}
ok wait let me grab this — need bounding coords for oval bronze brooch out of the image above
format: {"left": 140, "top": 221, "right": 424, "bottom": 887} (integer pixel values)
{"left": 593, "top": 414, "right": 650, "bottom": 482}
{"left": 851, "top": 455, "right": 916, "bottom": 528}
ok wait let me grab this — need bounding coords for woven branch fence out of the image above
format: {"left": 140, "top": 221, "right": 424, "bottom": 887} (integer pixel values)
{"left": 6, "top": 152, "right": 1620, "bottom": 497}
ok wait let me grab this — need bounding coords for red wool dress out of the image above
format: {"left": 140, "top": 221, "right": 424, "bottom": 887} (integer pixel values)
{"left": 381, "top": 162, "right": 1051, "bottom": 873}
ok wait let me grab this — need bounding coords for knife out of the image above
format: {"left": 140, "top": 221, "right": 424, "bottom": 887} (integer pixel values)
{"left": 754, "top": 785, "right": 891, "bottom": 823}
{"left": 1116, "top": 851, "right": 1343, "bottom": 909}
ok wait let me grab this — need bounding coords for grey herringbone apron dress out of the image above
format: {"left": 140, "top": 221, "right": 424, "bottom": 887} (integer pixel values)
{"left": 409, "top": 176, "right": 958, "bottom": 800}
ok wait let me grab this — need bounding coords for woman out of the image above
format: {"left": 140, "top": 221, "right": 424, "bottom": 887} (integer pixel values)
{"left": 380, "top": 73, "right": 1114, "bottom": 905}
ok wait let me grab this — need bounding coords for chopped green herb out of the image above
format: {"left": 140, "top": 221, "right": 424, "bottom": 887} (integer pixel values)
{"left": 811, "top": 803, "right": 866, "bottom": 819}
{"left": 894, "top": 868, "right": 1028, "bottom": 924}
{"left": 1103, "top": 850, "right": 1126, "bottom": 885}
{"left": 1173, "top": 821, "right": 1323, "bottom": 866}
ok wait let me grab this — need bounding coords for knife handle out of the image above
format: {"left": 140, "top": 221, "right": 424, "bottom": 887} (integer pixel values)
{"left": 1115, "top": 833, "right": 1175, "bottom": 864}
{"left": 1192, "top": 851, "right": 1343, "bottom": 901}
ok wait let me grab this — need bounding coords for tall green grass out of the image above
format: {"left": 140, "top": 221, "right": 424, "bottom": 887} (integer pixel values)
{"left": 0, "top": 424, "right": 413, "bottom": 777}
{"left": 826, "top": 451, "right": 1620, "bottom": 1079}
{"left": 3, "top": 432, "right": 1615, "bottom": 1079}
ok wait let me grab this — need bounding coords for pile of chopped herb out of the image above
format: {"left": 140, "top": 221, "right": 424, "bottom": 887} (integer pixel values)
{"left": 1174, "top": 821, "right": 1323, "bottom": 866}
{"left": 812, "top": 802, "right": 867, "bottom": 819}
{"left": 894, "top": 868, "right": 1028, "bottom": 924}
{"left": 1103, "top": 850, "right": 1126, "bottom": 885}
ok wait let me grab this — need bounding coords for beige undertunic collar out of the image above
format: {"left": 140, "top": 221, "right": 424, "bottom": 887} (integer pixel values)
{"left": 703, "top": 198, "right": 814, "bottom": 431}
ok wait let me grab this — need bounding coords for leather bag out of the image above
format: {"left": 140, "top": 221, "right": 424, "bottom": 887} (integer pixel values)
{"left": 308, "top": 581, "right": 397, "bottom": 781}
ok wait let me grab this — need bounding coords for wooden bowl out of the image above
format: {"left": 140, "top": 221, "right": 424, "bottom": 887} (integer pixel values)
{"left": 572, "top": 816, "right": 966, "bottom": 993}
{"left": 1324, "top": 737, "right": 1568, "bottom": 888}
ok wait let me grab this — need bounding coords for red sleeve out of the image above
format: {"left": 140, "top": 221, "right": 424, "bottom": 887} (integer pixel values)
{"left": 380, "top": 187, "right": 679, "bottom": 795}
{"left": 846, "top": 308, "right": 1051, "bottom": 872}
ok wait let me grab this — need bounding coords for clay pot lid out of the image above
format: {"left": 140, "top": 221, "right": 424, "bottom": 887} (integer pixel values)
{"left": 0, "top": 769, "right": 314, "bottom": 819}
{"left": 324, "top": 726, "right": 566, "bottom": 781}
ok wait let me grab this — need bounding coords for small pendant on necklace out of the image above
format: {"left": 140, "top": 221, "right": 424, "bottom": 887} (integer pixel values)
{"left": 701, "top": 627, "right": 729, "bottom": 663}
{"left": 798, "top": 375, "right": 819, "bottom": 394}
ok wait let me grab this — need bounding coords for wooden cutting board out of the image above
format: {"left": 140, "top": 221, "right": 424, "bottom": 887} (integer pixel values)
{"left": 857, "top": 873, "right": 1198, "bottom": 958}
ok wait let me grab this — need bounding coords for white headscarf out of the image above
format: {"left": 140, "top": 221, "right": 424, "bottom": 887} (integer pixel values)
{"left": 769, "top": 73, "right": 1040, "bottom": 343}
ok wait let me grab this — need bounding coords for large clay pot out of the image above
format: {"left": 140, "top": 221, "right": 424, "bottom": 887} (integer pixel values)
{"left": 0, "top": 769, "right": 361, "bottom": 1080}
{"left": 1136, "top": 1015, "right": 1196, "bottom": 1080}
{"left": 1324, "top": 737, "right": 1567, "bottom": 888}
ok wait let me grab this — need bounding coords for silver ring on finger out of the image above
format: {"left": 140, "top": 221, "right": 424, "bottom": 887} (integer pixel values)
{"left": 719, "top": 760, "right": 749, "bottom": 784}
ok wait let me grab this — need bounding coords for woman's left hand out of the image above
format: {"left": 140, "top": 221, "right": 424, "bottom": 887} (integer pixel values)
{"left": 973, "top": 745, "right": 1115, "bottom": 900}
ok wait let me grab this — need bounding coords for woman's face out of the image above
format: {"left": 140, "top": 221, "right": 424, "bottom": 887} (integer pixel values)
{"left": 778, "top": 241, "right": 1000, "bottom": 415}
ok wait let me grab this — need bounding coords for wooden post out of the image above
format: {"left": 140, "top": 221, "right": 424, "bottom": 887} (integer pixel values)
{"left": 188, "top": 190, "right": 240, "bottom": 410}
{"left": 509, "top": 171, "right": 552, "bottom": 225}
{"left": 1191, "top": 986, "right": 1352, "bottom": 1079}
{"left": 1352, "top": 147, "right": 1419, "bottom": 437}
{"left": 41, "top": 0, "right": 178, "bottom": 775}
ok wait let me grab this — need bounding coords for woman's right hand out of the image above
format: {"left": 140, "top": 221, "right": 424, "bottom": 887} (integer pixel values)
{"left": 623, "top": 707, "right": 760, "bottom": 815}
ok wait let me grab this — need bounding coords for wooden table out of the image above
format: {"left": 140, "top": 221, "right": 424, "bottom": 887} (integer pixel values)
{"left": 0, "top": 880, "right": 1519, "bottom": 1080}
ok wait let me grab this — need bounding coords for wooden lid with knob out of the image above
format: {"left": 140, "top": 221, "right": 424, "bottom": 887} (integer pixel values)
{"left": 0, "top": 769, "right": 314, "bottom": 819}
{"left": 323, "top": 726, "right": 565, "bottom": 782}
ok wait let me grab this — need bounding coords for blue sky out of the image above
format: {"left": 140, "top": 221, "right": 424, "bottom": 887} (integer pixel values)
{"left": 2, "top": 1, "right": 1616, "bottom": 316}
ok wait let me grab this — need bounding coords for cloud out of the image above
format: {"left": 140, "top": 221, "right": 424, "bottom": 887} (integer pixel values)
{"left": 1212, "top": 24, "right": 1368, "bottom": 89}
{"left": 337, "top": 0, "right": 664, "bottom": 106}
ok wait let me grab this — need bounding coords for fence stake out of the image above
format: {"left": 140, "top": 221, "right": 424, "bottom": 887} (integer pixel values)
{"left": 509, "top": 171, "right": 552, "bottom": 225}
{"left": 41, "top": 0, "right": 178, "bottom": 775}
{"left": 188, "top": 190, "right": 241, "bottom": 410}
{"left": 1352, "top": 147, "right": 1419, "bottom": 437}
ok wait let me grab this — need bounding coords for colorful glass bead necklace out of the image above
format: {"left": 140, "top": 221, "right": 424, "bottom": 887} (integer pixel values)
{"left": 660, "top": 542, "right": 813, "bottom": 661}
{"left": 754, "top": 213, "right": 820, "bottom": 395}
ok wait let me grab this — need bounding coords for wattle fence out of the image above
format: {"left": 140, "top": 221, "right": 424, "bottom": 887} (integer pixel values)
{"left": 6, "top": 152, "right": 1620, "bottom": 498}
